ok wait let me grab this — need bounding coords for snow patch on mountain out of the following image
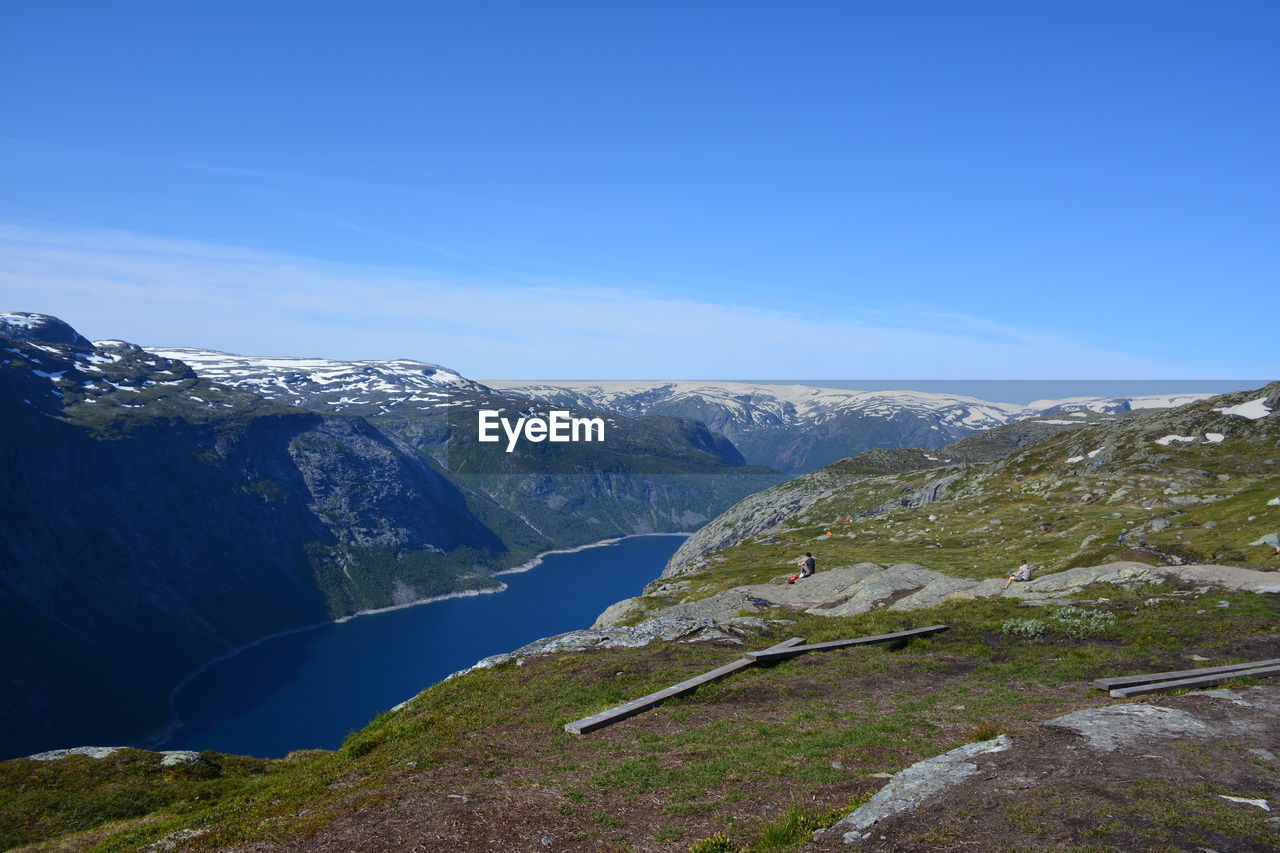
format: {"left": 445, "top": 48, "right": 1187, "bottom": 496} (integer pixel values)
{"left": 145, "top": 348, "right": 483, "bottom": 412}
{"left": 1214, "top": 397, "right": 1273, "bottom": 421}
{"left": 1155, "top": 434, "right": 1197, "bottom": 446}
{"left": 1025, "top": 393, "right": 1217, "bottom": 414}
{"left": 0, "top": 312, "right": 42, "bottom": 330}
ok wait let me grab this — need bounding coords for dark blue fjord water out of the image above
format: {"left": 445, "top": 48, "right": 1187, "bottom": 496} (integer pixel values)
{"left": 156, "top": 534, "right": 686, "bottom": 758}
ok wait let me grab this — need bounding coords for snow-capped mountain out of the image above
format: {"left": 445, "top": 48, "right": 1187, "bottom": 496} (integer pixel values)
{"left": 1026, "top": 394, "right": 1217, "bottom": 415}
{"left": 138, "top": 346, "right": 1223, "bottom": 475}
{"left": 146, "top": 347, "right": 487, "bottom": 417}
{"left": 487, "top": 380, "right": 1022, "bottom": 429}
{"left": 484, "top": 381, "right": 1221, "bottom": 473}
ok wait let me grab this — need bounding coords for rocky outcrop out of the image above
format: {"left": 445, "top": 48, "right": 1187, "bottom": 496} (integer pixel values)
{"left": 660, "top": 481, "right": 835, "bottom": 579}
{"left": 659, "top": 413, "right": 1106, "bottom": 581}
{"left": 602, "top": 561, "right": 1280, "bottom": 629}
{"left": 820, "top": 686, "right": 1280, "bottom": 848}
{"left": 435, "top": 611, "right": 781, "bottom": 689}
{"left": 852, "top": 471, "right": 964, "bottom": 518}
{"left": 828, "top": 736, "right": 1012, "bottom": 843}
{"left": 27, "top": 746, "right": 204, "bottom": 767}
{"left": 662, "top": 467, "right": 966, "bottom": 581}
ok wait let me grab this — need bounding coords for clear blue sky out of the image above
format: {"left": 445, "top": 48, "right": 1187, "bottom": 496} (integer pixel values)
{"left": 1, "top": 1, "right": 1276, "bottom": 378}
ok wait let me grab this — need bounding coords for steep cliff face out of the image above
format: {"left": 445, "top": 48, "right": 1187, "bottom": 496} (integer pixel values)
{"left": 144, "top": 347, "right": 782, "bottom": 556}
{"left": 0, "top": 316, "right": 511, "bottom": 757}
{"left": 0, "top": 314, "right": 777, "bottom": 758}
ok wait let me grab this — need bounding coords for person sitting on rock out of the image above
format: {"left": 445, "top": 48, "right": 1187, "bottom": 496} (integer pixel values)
{"left": 799, "top": 552, "right": 816, "bottom": 578}
{"left": 1003, "top": 560, "right": 1032, "bottom": 590}
{"left": 787, "top": 553, "right": 816, "bottom": 584}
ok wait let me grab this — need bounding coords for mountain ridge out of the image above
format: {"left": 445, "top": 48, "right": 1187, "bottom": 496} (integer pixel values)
{"left": 484, "top": 379, "right": 1221, "bottom": 474}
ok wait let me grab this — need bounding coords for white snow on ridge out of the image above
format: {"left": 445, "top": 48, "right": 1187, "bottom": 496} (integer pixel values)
{"left": 488, "top": 380, "right": 1223, "bottom": 436}
{"left": 1214, "top": 397, "right": 1272, "bottom": 421}
{"left": 486, "top": 380, "right": 1023, "bottom": 430}
{"left": 144, "top": 347, "right": 480, "bottom": 409}
{"left": 1026, "top": 392, "right": 1217, "bottom": 413}
{"left": 0, "top": 312, "right": 44, "bottom": 330}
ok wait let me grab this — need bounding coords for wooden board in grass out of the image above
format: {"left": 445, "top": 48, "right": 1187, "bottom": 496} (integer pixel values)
{"left": 744, "top": 625, "right": 950, "bottom": 662}
{"left": 563, "top": 636, "right": 807, "bottom": 735}
{"left": 1092, "top": 657, "right": 1280, "bottom": 690}
{"left": 1109, "top": 664, "right": 1280, "bottom": 698}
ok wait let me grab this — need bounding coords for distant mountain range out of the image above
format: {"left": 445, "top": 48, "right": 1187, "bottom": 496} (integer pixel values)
{"left": 485, "top": 380, "right": 1219, "bottom": 474}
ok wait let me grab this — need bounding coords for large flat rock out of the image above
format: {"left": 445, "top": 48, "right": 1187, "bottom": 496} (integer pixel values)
{"left": 601, "top": 560, "right": 1280, "bottom": 630}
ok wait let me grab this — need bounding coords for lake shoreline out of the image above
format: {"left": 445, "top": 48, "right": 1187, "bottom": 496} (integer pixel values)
{"left": 133, "top": 532, "right": 689, "bottom": 753}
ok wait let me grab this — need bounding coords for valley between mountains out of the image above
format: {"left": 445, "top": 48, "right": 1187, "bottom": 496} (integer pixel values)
{"left": 3, "top": 311, "right": 1279, "bottom": 852}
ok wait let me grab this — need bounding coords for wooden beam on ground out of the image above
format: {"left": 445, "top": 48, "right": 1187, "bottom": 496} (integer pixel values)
{"left": 1092, "top": 658, "right": 1280, "bottom": 691}
{"left": 563, "top": 636, "right": 806, "bottom": 735}
{"left": 744, "top": 625, "right": 950, "bottom": 662}
{"left": 1108, "top": 664, "right": 1280, "bottom": 698}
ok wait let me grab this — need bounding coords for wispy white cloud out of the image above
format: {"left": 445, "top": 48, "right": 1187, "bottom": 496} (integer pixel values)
{"left": 0, "top": 221, "right": 1235, "bottom": 378}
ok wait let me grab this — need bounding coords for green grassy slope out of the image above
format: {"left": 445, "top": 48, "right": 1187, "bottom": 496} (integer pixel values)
{"left": 3, "top": 582, "right": 1276, "bottom": 852}
{"left": 647, "top": 383, "right": 1279, "bottom": 609}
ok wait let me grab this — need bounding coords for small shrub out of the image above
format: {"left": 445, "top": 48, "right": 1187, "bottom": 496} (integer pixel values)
{"left": 1052, "top": 606, "right": 1117, "bottom": 639}
{"left": 966, "top": 722, "right": 1005, "bottom": 742}
{"left": 690, "top": 832, "right": 738, "bottom": 853}
{"left": 1000, "top": 618, "right": 1048, "bottom": 639}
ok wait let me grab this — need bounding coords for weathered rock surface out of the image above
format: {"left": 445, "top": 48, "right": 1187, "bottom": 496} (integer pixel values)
{"left": 26, "top": 746, "right": 205, "bottom": 766}
{"left": 428, "top": 609, "right": 785, "bottom": 696}
{"left": 829, "top": 735, "right": 1012, "bottom": 842}
{"left": 819, "top": 686, "right": 1280, "bottom": 849}
{"left": 447, "top": 559, "right": 1280, "bottom": 720}
{"left": 661, "top": 482, "right": 837, "bottom": 579}
{"left": 1043, "top": 704, "right": 1211, "bottom": 751}
{"left": 606, "top": 561, "right": 1280, "bottom": 630}
{"left": 27, "top": 746, "right": 126, "bottom": 761}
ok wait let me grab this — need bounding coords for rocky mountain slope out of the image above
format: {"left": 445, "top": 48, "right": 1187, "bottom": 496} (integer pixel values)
{"left": 0, "top": 314, "right": 775, "bottom": 759}
{"left": 0, "top": 314, "right": 516, "bottom": 758}
{"left": 487, "top": 379, "right": 1217, "bottom": 474}
{"left": 608, "top": 382, "right": 1280, "bottom": 627}
{"left": 146, "top": 348, "right": 782, "bottom": 549}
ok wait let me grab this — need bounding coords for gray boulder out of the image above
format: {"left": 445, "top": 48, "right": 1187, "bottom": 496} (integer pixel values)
{"left": 828, "top": 735, "right": 1012, "bottom": 842}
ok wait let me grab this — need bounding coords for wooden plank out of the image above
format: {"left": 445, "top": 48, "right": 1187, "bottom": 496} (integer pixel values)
{"left": 1109, "top": 664, "right": 1280, "bottom": 698}
{"left": 1092, "top": 658, "right": 1280, "bottom": 690}
{"left": 563, "top": 636, "right": 806, "bottom": 735}
{"left": 744, "top": 625, "right": 951, "bottom": 662}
